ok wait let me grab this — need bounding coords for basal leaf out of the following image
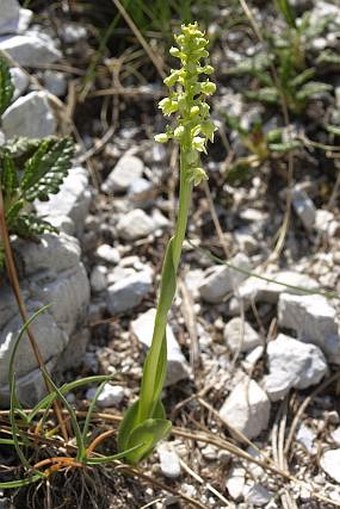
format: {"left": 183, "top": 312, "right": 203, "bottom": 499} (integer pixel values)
{"left": 123, "top": 417, "right": 172, "bottom": 464}
{"left": 118, "top": 398, "right": 166, "bottom": 455}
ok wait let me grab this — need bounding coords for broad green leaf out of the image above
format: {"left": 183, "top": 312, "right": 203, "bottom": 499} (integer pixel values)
{"left": 123, "top": 417, "right": 172, "bottom": 464}
{"left": 0, "top": 58, "right": 14, "bottom": 116}
{"left": 138, "top": 237, "right": 176, "bottom": 422}
{"left": 117, "top": 399, "right": 140, "bottom": 453}
{"left": 118, "top": 398, "right": 166, "bottom": 454}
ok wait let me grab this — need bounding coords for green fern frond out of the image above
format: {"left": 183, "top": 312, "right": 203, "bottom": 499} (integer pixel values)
{"left": 290, "top": 68, "right": 315, "bottom": 87}
{"left": 11, "top": 215, "right": 58, "bottom": 238}
{"left": 0, "top": 152, "right": 18, "bottom": 201}
{"left": 245, "top": 87, "right": 279, "bottom": 104}
{"left": 2, "top": 137, "right": 44, "bottom": 159}
{"left": 5, "top": 200, "right": 25, "bottom": 228}
{"left": 316, "top": 50, "right": 340, "bottom": 67}
{"left": 21, "top": 138, "right": 74, "bottom": 202}
{"left": 0, "top": 58, "right": 14, "bottom": 116}
{"left": 296, "top": 81, "right": 333, "bottom": 101}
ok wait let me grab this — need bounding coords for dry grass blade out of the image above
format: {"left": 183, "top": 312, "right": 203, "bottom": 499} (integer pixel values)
{"left": 203, "top": 180, "right": 231, "bottom": 259}
{"left": 111, "top": 0, "right": 165, "bottom": 79}
{"left": 178, "top": 277, "right": 201, "bottom": 373}
{"left": 118, "top": 464, "right": 207, "bottom": 509}
{"left": 179, "top": 458, "right": 233, "bottom": 507}
{"left": 272, "top": 397, "right": 298, "bottom": 509}
{"left": 285, "top": 371, "right": 340, "bottom": 458}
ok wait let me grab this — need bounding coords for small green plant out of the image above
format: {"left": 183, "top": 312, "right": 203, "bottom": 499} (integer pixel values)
{"left": 225, "top": 114, "right": 302, "bottom": 181}
{"left": 226, "top": 0, "right": 337, "bottom": 114}
{"left": 118, "top": 22, "right": 216, "bottom": 464}
{"left": 0, "top": 58, "right": 74, "bottom": 269}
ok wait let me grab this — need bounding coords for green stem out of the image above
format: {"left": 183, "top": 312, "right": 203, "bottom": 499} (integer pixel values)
{"left": 138, "top": 145, "right": 192, "bottom": 422}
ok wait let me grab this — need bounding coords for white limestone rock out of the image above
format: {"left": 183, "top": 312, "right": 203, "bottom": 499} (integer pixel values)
{"left": 10, "top": 67, "right": 29, "bottom": 100}
{"left": 90, "top": 265, "right": 108, "bottom": 293}
{"left": 296, "top": 423, "right": 317, "bottom": 454}
{"left": 226, "top": 467, "right": 246, "bottom": 501}
{"left": 0, "top": 233, "right": 90, "bottom": 406}
{"left": 219, "top": 376, "right": 270, "bottom": 440}
{"left": 224, "top": 317, "right": 261, "bottom": 353}
{"left": 320, "top": 449, "right": 340, "bottom": 483}
{"left": 0, "top": 0, "right": 32, "bottom": 35}
{"left": 35, "top": 166, "right": 91, "bottom": 238}
{"left": 107, "top": 268, "right": 153, "bottom": 314}
{"left": 0, "top": 31, "right": 61, "bottom": 66}
{"left": 278, "top": 293, "right": 340, "bottom": 363}
{"left": 95, "top": 244, "right": 120, "bottom": 265}
{"left": 128, "top": 177, "right": 153, "bottom": 198}
{"left": 43, "top": 70, "right": 67, "bottom": 97}
{"left": 2, "top": 91, "right": 55, "bottom": 139}
{"left": 101, "top": 154, "right": 144, "bottom": 194}
{"left": 292, "top": 186, "right": 316, "bottom": 230}
{"left": 198, "top": 253, "right": 251, "bottom": 303}
{"left": 315, "top": 209, "right": 335, "bottom": 234}
{"left": 234, "top": 229, "right": 259, "bottom": 255}
{"left": 60, "top": 23, "right": 87, "bottom": 44}
{"left": 157, "top": 442, "right": 181, "bottom": 479}
{"left": 86, "top": 384, "right": 124, "bottom": 408}
{"left": 263, "top": 334, "right": 328, "bottom": 401}
{"left": 116, "top": 208, "right": 155, "bottom": 240}
{"left": 184, "top": 269, "right": 205, "bottom": 301}
{"left": 244, "top": 484, "right": 272, "bottom": 507}
{"left": 131, "top": 308, "right": 190, "bottom": 386}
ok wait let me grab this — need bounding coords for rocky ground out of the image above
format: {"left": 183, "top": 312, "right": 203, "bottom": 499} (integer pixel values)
{"left": 0, "top": 0, "right": 340, "bottom": 508}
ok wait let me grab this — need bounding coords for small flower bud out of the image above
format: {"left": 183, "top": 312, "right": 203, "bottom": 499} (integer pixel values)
{"left": 154, "top": 133, "right": 168, "bottom": 143}
{"left": 192, "top": 136, "right": 206, "bottom": 152}
{"left": 200, "top": 81, "right": 216, "bottom": 95}
{"left": 190, "top": 105, "right": 200, "bottom": 117}
{"left": 164, "top": 69, "right": 183, "bottom": 87}
{"left": 174, "top": 125, "right": 185, "bottom": 140}
{"left": 169, "top": 46, "right": 181, "bottom": 58}
{"left": 188, "top": 167, "right": 208, "bottom": 186}
{"left": 159, "top": 97, "right": 179, "bottom": 116}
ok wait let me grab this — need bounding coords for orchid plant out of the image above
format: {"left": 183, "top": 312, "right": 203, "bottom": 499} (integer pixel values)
{"left": 118, "top": 22, "right": 216, "bottom": 463}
